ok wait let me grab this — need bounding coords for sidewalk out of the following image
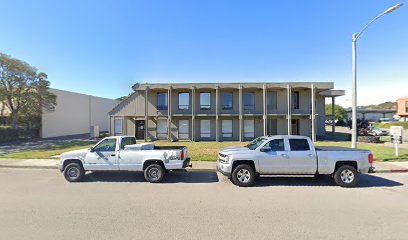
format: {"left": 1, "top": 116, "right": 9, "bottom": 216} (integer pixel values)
{"left": 0, "top": 158, "right": 407, "bottom": 173}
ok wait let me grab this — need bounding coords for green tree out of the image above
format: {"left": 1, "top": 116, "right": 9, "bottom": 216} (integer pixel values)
{"left": 0, "top": 53, "right": 56, "bottom": 129}
{"left": 325, "top": 104, "right": 347, "bottom": 120}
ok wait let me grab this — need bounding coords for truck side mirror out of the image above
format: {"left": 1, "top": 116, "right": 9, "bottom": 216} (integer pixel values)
{"left": 90, "top": 147, "right": 95, "bottom": 152}
{"left": 260, "top": 146, "right": 272, "bottom": 152}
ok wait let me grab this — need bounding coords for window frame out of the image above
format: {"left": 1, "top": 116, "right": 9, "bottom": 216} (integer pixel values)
{"left": 156, "top": 119, "right": 168, "bottom": 139}
{"left": 114, "top": 119, "right": 123, "bottom": 136}
{"left": 243, "top": 92, "right": 255, "bottom": 110}
{"left": 288, "top": 139, "right": 311, "bottom": 151}
{"left": 267, "top": 91, "right": 277, "bottom": 110}
{"left": 157, "top": 92, "right": 168, "bottom": 111}
{"left": 200, "top": 92, "right": 211, "bottom": 110}
{"left": 200, "top": 119, "right": 211, "bottom": 138}
{"left": 221, "top": 119, "right": 233, "bottom": 138}
{"left": 265, "top": 139, "right": 285, "bottom": 151}
{"left": 221, "top": 92, "right": 233, "bottom": 110}
{"left": 243, "top": 119, "right": 255, "bottom": 138}
{"left": 178, "top": 92, "right": 190, "bottom": 110}
{"left": 120, "top": 137, "right": 136, "bottom": 149}
{"left": 293, "top": 91, "right": 300, "bottom": 110}
{"left": 178, "top": 120, "right": 190, "bottom": 139}
{"left": 93, "top": 138, "right": 117, "bottom": 152}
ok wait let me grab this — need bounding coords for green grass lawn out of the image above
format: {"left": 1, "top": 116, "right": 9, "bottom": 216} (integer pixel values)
{"left": 0, "top": 141, "right": 96, "bottom": 159}
{"left": 1, "top": 139, "right": 407, "bottom": 162}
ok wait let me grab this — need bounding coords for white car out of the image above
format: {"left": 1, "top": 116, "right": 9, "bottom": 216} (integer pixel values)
{"left": 58, "top": 136, "right": 191, "bottom": 183}
{"left": 217, "top": 135, "right": 374, "bottom": 187}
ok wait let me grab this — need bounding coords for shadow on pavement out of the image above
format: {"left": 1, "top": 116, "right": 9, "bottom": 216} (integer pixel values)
{"left": 82, "top": 170, "right": 219, "bottom": 184}
{"left": 253, "top": 174, "right": 404, "bottom": 188}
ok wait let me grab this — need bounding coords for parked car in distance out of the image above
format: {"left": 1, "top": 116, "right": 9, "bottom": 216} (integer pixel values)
{"left": 368, "top": 127, "right": 388, "bottom": 136}
{"left": 217, "top": 135, "right": 374, "bottom": 187}
{"left": 58, "top": 136, "right": 191, "bottom": 183}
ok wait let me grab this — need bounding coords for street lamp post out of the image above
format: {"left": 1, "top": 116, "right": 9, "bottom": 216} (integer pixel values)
{"left": 351, "top": 3, "right": 403, "bottom": 148}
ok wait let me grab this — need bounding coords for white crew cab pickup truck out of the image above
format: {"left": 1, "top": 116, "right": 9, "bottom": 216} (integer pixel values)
{"left": 58, "top": 136, "right": 191, "bottom": 183}
{"left": 217, "top": 135, "right": 374, "bottom": 187}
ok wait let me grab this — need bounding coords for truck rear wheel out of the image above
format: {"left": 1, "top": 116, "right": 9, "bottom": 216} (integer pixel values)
{"left": 63, "top": 163, "right": 85, "bottom": 182}
{"left": 334, "top": 165, "right": 358, "bottom": 188}
{"left": 144, "top": 164, "right": 165, "bottom": 183}
{"left": 231, "top": 164, "right": 255, "bottom": 187}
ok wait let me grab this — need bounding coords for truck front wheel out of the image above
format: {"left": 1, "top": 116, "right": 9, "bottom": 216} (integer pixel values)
{"left": 144, "top": 164, "right": 165, "bottom": 183}
{"left": 334, "top": 165, "right": 358, "bottom": 188}
{"left": 231, "top": 164, "right": 255, "bottom": 187}
{"left": 63, "top": 163, "right": 85, "bottom": 182}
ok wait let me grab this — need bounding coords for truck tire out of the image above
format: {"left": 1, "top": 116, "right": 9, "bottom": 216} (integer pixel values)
{"left": 63, "top": 163, "right": 85, "bottom": 182}
{"left": 334, "top": 165, "right": 358, "bottom": 188}
{"left": 231, "top": 164, "right": 255, "bottom": 187}
{"left": 144, "top": 164, "right": 165, "bottom": 183}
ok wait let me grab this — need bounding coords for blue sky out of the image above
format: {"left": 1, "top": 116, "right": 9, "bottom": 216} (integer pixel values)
{"left": 1, "top": 0, "right": 407, "bottom": 107}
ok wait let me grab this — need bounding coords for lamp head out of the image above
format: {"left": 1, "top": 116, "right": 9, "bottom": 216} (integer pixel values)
{"left": 384, "top": 3, "right": 403, "bottom": 14}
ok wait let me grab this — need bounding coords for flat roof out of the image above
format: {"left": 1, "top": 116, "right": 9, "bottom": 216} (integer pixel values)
{"left": 132, "top": 82, "right": 334, "bottom": 91}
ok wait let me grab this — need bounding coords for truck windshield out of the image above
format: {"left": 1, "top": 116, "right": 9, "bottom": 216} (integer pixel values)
{"left": 245, "top": 137, "right": 267, "bottom": 150}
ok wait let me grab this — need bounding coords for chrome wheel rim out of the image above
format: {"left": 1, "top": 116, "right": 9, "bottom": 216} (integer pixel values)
{"left": 148, "top": 167, "right": 160, "bottom": 180}
{"left": 340, "top": 169, "right": 354, "bottom": 184}
{"left": 237, "top": 169, "right": 251, "bottom": 183}
{"left": 67, "top": 167, "right": 79, "bottom": 179}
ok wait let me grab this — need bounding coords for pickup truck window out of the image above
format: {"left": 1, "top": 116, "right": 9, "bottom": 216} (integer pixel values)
{"left": 121, "top": 137, "right": 136, "bottom": 149}
{"left": 265, "top": 139, "right": 285, "bottom": 151}
{"left": 246, "top": 137, "right": 267, "bottom": 150}
{"left": 289, "top": 139, "right": 310, "bottom": 151}
{"left": 94, "top": 139, "right": 117, "bottom": 152}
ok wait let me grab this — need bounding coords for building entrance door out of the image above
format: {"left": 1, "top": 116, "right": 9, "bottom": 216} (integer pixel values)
{"left": 135, "top": 120, "right": 145, "bottom": 140}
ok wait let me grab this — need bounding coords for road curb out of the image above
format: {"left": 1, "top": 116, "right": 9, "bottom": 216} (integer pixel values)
{"left": 0, "top": 165, "right": 57, "bottom": 170}
{"left": 374, "top": 169, "right": 408, "bottom": 173}
{"left": 0, "top": 164, "right": 217, "bottom": 172}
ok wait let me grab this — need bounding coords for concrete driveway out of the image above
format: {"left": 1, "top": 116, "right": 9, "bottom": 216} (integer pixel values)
{"left": 1, "top": 168, "right": 407, "bottom": 240}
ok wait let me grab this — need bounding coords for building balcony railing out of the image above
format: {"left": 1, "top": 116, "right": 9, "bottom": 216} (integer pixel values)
{"left": 200, "top": 105, "right": 211, "bottom": 110}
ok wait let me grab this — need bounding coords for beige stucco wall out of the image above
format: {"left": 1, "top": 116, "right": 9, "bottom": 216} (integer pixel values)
{"left": 41, "top": 89, "right": 119, "bottom": 138}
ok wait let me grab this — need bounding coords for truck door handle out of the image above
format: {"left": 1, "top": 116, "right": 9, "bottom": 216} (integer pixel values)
{"left": 281, "top": 154, "right": 288, "bottom": 158}
{"left": 308, "top": 154, "right": 314, "bottom": 157}
{"left": 110, "top": 154, "right": 116, "bottom": 157}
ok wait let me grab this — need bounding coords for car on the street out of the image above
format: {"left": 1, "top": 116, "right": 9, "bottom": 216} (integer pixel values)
{"left": 58, "top": 136, "right": 191, "bottom": 183}
{"left": 217, "top": 135, "right": 374, "bottom": 187}
{"left": 367, "top": 127, "right": 388, "bottom": 136}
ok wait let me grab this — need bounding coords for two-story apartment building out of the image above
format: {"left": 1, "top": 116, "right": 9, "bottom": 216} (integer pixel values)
{"left": 109, "top": 82, "right": 339, "bottom": 142}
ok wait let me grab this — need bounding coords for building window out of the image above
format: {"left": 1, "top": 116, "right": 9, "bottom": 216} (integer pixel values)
{"left": 222, "top": 92, "right": 233, "bottom": 110}
{"left": 222, "top": 120, "right": 233, "bottom": 138}
{"left": 243, "top": 92, "right": 255, "bottom": 110}
{"left": 179, "top": 120, "right": 189, "bottom": 139}
{"left": 291, "top": 119, "right": 299, "bottom": 135}
{"left": 200, "top": 120, "right": 211, "bottom": 138}
{"left": 200, "top": 92, "right": 211, "bottom": 110}
{"left": 244, "top": 119, "right": 255, "bottom": 138}
{"left": 157, "top": 92, "right": 168, "bottom": 110}
{"left": 293, "top": 91, "right": 300, "bottom": 110}
{"left": 405, "top": 101, "right": 408, "bottom": 113}
{"left": 178, "top": 92, "right": 190, "bottom": 110}
{"left": 114, "top": 119, "right": 123, "bottom": 136}
{"left": 267, "top": 91, "right": 277, "bottom": 110}
{"left": 156, "top": 119, "right": 168, "bottom": 139}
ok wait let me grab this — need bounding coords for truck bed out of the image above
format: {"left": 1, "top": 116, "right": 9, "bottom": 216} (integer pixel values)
{"left": 315, "top": 146, "right": 367, "bottom": 152}
{"left": 154, "top": 146, "right": 186, "bottom": 150}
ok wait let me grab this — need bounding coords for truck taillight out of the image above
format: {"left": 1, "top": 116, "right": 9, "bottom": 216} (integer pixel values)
{"left": 368, "top": 153, "right": 374, "bottom": 164}
{"left": 180, "top": 150, "right": 184, "bottom": 160}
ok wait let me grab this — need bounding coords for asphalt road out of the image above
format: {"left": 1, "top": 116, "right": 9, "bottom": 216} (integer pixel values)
{"left": 1, "top": 168, "right": 408, "bottom": 240}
